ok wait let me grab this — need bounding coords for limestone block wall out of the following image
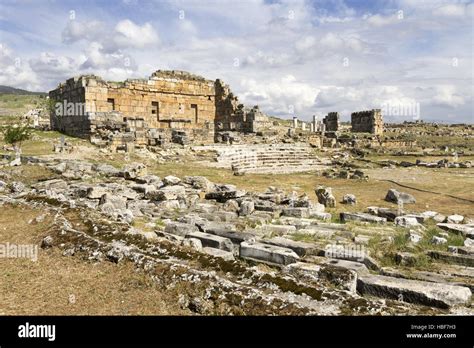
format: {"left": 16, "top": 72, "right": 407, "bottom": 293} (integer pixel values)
{"left": 351, "top": 109, "right": 384, "bottom": 136}
{"left": 49, "top": 70, "right": 270, "bottom": 147}
{"left": 86, "top": 72, "right": 216, "bottom": 130}
{"left": 49, "top": 76, "right": 89, "bottom": 137}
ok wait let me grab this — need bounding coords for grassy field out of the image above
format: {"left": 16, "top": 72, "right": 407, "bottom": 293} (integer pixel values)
{"left": 0, "top": 94, "right": 45, "bottom": 119}
{"left": 144, "top": 162, "right": 474, "bottom": 219}
{"left": 1, "top": 130, "right": 473, "bottom": 219}
{"left": 0, "top": 130, "right": 89, "bottom": 157}
{"left": 0, "top": 204, "right": 189, "bottom": 315}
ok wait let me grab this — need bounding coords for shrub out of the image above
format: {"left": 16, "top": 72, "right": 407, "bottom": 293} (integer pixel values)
{"left": 2, "top": 119, "right": 32, "bottom": 149}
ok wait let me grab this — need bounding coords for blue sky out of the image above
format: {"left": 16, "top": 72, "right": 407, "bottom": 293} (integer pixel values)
{"left": 0, "top": 0, "right": 472, "bottom": 122}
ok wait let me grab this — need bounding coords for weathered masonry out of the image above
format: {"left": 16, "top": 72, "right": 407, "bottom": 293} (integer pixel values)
{"left": 351, "top": 109, "right": 384, "bottom": 136}
{"left": 49, "top": 70, "right": 270, "bottom": 150}
{"left": 323, "top": 112, "right": 340, "bottom": 132}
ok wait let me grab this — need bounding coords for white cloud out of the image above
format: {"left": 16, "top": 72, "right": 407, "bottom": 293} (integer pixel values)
{"left": 62, "top": 19, "right": 159, "bottom": 51}
{"left": 239, "top": 74, "right": 319, "bottom": 117}
{"left": 0, "top": 44, "right": 40, "bottom": 91}
{"left": 432, "top": 85, "right": 465, "bottom": 108}
{"left": 62, "top": 20, "right": 106, "bottom": 43}
{"left": 432, "top": 4, "right": 469, "bottom": 17}
{"left": 1, "top": 0, "right": 472, "bottom": 122}
{"left": 366, "top": 13, "right": 401, "bottom": 27}
{"left": 114, "top": 20, "right": 159, "bottom": 48}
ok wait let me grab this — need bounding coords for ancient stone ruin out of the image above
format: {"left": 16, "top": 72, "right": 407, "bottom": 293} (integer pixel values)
{"left": 49, "top": 70, "right": 271, "bottom": 151}
{"left": 23, "top": 108, "right": 50, "bottom": 130}
{"left": 351, "top": 109, "right": 384, "bottom": 136}
{"left": 323, "top": 112, "right": 340, "bottom": 132}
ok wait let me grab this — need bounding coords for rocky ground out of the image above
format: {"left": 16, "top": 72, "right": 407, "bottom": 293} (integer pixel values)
{"left": 0, "top": 146, "right": 473, "bottom": 315}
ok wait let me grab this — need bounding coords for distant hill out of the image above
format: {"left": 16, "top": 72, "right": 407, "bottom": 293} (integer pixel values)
{"left": 0, "top": 85, "right": 46, "bottom": 96}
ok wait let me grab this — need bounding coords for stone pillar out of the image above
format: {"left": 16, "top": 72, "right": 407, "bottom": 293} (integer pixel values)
{"left": 293, "top": 117, "right": 298, "bottom": 128}
{"left": 310, "top": 123, "right": 314, "bottom": 132}
{"left": 301, "top": 122, "right": 306, "bottom": 131}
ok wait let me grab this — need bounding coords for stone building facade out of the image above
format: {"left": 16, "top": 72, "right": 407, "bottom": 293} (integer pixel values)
{"left": 351, "top": 109, "right": 384, "bottom": 136}
{"left": 49, "top": 70, "right": 270, "bottom": 150}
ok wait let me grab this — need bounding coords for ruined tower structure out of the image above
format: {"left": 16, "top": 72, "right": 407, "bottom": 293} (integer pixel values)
{"left": 49, "top": 70, "right": 270, "bottom": 150}
{"left": 323, "top": 112, "right": 340, "bottom": 132}
{"left": 351, "top": 109, "right": 384, "bottom": 136}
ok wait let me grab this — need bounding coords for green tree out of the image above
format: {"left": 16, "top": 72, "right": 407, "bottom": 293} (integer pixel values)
{"left": 2, "top": 118, "right": 32, "bottom": 164}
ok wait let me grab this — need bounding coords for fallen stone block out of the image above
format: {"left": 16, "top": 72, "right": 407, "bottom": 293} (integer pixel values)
{"left": 240, "top": 241, "right": 299, "bottom": 265}
{"left": 162, "top": 175, "right": 181, "bottom": 186}
{"left": 93, "top": 163, "right": 120, "bottom": 176}
{"left": 183, "top": 176, "right": 215, "bottom": 193}
{"left": 395, "top": 216, "right": 422, "bottom": 228}
{"left": 149, "top": 185, "right": 186, "bottom": 201}
{"left": 193, "top": 203, "right": 218, "bottom": 214}
{"left": 309, "top": 211, "right": 332, "bottom": 221}
{"left": 357, "top": 273, "right": 472, "bottom": 308}
{"left": 204, "top": 228, "right": 257, "bottom": 244}
{"left": 264, "top": 237, "right": 322, "bottom": 257}
{"left": 342, "top": 194, "right": 357, "bottom": 205}
{"left": 448, "top": 246, "right": 474, "bottom": 256}
{"left": 437, "top": 223, "right": 474, "bottom": 238}
{"left": 165, "top": 221, "right": 199, "bottom": 237}
{"left": 261, "top": 224, "right": 297, "bottom": 235}
{"left": 185, "top": 231, "right": 234, "bottom": 252}
{"left": 446, "top": 214, "right": 464, "bottom": 224}
{"left": 99, "top": 193, "right": 127, "bottom": 210}
{"left": 295, "top": 228, "right": 335, "bottom": 238}
{"left": 286, "top": 262, "right": 321, "bottom": 279}
{"left": 31, "top": 179, "right": 68, "bottom": 191}
{"left": 281, "top": 207, "right": 310, "bottom": 218}
{"left": 87, "top": 185, "right": 110, "bottom": 199}
{"left": 315, "top": 186, "right": 336, "bottom": 208}
{"left": 395, "top": 252, "right": 417, "bottom": 266}
{"left": 319, "top": 264, "right": 358, "bottom": 293}
{"left": 321, "top": 258, "right": 370, "bottom": 275}
{"left": 121, "top": 162, "right": 146, "bottom": 179}
{"left": 205, "top": 184, "right": 246, "bottom": 203}
{"left": 431, "top": 236, "right": 447, "bottom": 245}
{"left": 202, "top": 247, "right": 235, "bottom": 261}
{"left": 428, "top": 250, "right": 474, "bottom": 267}
{"left": 340, "top": 212, "right": 387, "bottom": 224}
{"left": 324, "top": 244, "right": 380, "bottom": 271}
{"left": 197, "top": 221, "right": 236, "bottom": 233}
{"left": 385, "top": 188, "right": 416, "bottom": 204}
{"left": 239, "top": 200, "right": 255, "bottom": 216}
{"left": 182, "top": 237, "right": 203, "bottom": 251}
{"left": 369, "top": 207, "right": 399, "bottom": 222}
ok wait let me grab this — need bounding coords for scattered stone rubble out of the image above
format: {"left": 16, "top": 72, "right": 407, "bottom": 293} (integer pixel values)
{"left": 1, "top": 157, "right": 472, "bottom": 314}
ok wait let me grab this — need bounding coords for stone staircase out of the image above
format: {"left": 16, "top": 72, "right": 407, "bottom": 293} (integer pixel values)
{"left": 194, "top": 143, "right": 329, "bottom": 174}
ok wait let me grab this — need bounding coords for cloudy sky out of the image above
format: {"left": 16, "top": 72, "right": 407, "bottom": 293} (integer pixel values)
{"left": 0, "top": 0, "right": 472, "bottom": 122}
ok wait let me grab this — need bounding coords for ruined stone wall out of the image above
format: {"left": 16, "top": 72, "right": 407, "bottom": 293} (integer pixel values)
{"left": 87, "top": 70, "right": 216, "bottom": 130}
{"left": 49, "top": 76, "right": 89, "bottom": 138}
{"left": 214, "top": 80, "right": 271, "bottom": 133}
{"left": 323, "top": 112, "right": 339, "bottom": 132}
{"left": 351, "top": 109, "right": 384, "bottom": 136}
{"left": 50, "top": 70, "right": 270, "bottom": 148}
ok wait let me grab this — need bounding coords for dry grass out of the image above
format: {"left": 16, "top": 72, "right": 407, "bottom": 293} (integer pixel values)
{"left": 144, "top": 161, "right": 474, "bottom": 219}
{"left": 0, "top": 205, "right": 189, "bottom": 315}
